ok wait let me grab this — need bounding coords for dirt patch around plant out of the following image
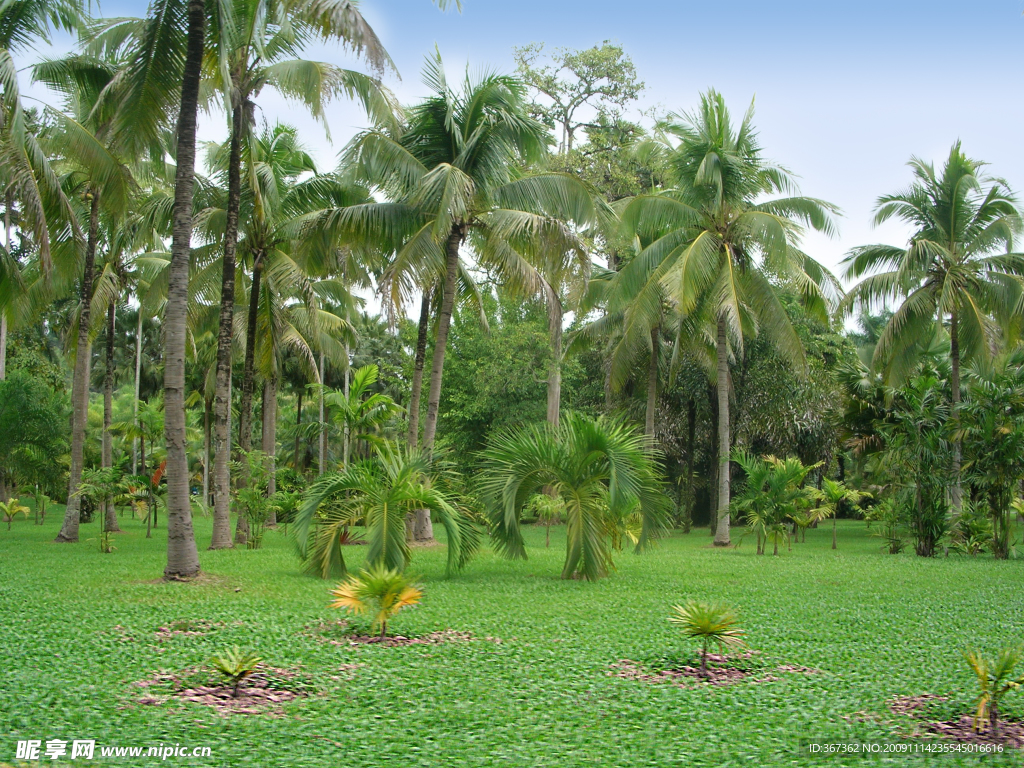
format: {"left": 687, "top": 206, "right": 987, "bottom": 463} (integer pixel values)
{"left": 134, "top": 665, "right": 317, "bottom": 716}
{"left": 888, "top": 695, "right": 1024, "bottom": 749}
{"left": 609, "top": 652, "right": 820, "bottom": 688}
{"left": 304, "top": 619, "right": 502, "bottom": 647}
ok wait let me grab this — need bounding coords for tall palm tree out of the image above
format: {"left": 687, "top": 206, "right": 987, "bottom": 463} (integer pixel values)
{"left": 842, "top": 143, "right": 1024, "bottom": 516}
{"left": 330, "top": 52, "right": 600, "bottom": 537}
{"left": 34, "top": 54, "right": 136, "bottom": 543}
{"left": 205, "top": 0, "right": 398, "bottom": 549}
{"left": 620, "top": 90, "right": 839, "bottom": 546}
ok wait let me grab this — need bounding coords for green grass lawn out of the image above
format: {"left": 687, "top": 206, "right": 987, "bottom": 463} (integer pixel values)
{"left": 2, "top": 504, "right": 1022, "bottom": 767}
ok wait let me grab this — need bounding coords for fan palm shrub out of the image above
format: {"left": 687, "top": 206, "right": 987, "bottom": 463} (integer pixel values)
{"left": 669, "top": 600, "right": 746, "bottom": 678}
{"left": 329, "top": 564, "right": 423, "bottom": 640}
{"left": 477, "top": 413, "right": 668, "bottom": 580}
{"left": 294, "top": 443, "right": 478, "bottom": 578}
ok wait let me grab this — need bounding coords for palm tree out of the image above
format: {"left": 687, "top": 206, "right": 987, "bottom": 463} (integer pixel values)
{"left": 477, "top": 412, "right": 668, "bottom": 580}
{"left": 620, "top": 90, "right": 839, "bottom": 546}
{"left": 294, "top": 443, "right": 478, "bottom": 578}
{"left": 321, "top": 364, "right": 401, "bottom": 466}
{"left": 817, "top": 478, "right": 867, "bottom": 550}
{"left": 35, "top": 55, "right": 135, "bottom": 543}
{"left": 205, "top": 0, "right": 398, "bottom": 549}
{"left": 329, "top": 565, "right": 423, "bottom": 641}
{"left": 668, "top": 600, "right": 745, "bottom": 678}
{"left": 842, "top": 143, "right": 1024, "bottom": 516}
{"left": 331, "top": 52, "right": 600, "bottom": 537}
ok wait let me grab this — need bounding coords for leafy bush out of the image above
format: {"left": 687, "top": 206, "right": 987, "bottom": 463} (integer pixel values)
{"left": 668, "top": 600, "right": 746, "bottom": 677}
{"left": 964, "top": 645, "right": 1024, "bottom": 737}
{"left": 329, "top": 565, "right": 423, "bottom": 640}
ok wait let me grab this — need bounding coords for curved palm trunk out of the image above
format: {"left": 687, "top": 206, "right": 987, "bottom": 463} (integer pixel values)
{"left": 546, "top": 292, "right": 562, "bottom": 427}
{"left": 56, "top": 189, "right": 100, "bottom": 543}
{"left": 209, "top": 103, "right": 244, "bottom": 550}
{"left": 263, "top": 375, "right": 277, "bottom": 525}
{"left": 103, "top": 300, "right": 120, "bottom": 533}
{"left": 407, "top": 292, "right": 430, "bottom": 447}
{"left": 235, "top": 254, "right": 264, "bottom": 544}
{"left": 418, "top": 225, "right": 464, "bottom": 541}
{"left": 713, "top": 314, "right": 731, "bottom": 547}
{"left": 162, "top": 0, "right": 205, "bottom": 579}
{"left": 644, "top": 325, "right": 659, "bottom": 438}
{"left": 949, "top": 310, "right": 963, "bottom": 519}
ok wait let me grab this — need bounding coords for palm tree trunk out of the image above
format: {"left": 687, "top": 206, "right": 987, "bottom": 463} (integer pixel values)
{"left": 293, "top": 389, "right": 303, "bottom": 471}
{"left": 407, "top": 292, "right": 430, "bottom": 447}
{"left": 684, "top": 397, "right": 696, "bottom": 533}
{"left": 56, "top": 188, "right": 101, "bottom": 543}
{"left": 318, "top": 352, "right": 326, "bottom": 476}
{"left": 203, "top": 397, "right": 211, "bottom": 508}
{"left": 0, "top": 191, "right": 10, "bottom": 382}
{"left": 132, "top": 309, "right": 142, "bottom": 475}
{"left": 263, "top": 375, "right": 277, "bottom": 525}
{"left": 713, "top": 314, "right": 731, "bottom": 547}
{"left": 209, "top": 103, "right": 244, "bottom": 550}
{"left": 949, "top": 309, "right": 963, "bottom": 519}
{"left": 235, "top": 253, "right": 264, "bottom": 545}
{"left": 162, "top": 0, "right": 205, "bottom": 579}
{"left": 546, "top": 291, "right": 562, "bottom": 427}
{"left": 644, "top": 325, "right": 659, "bottom": 437}
{"left": 103, "top": 300, "right": 120, "bottom": 533}
{"left": 418, "top": 225, "right": 463, "bottom": 541}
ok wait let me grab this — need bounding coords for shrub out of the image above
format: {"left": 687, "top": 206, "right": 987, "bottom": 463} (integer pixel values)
{"left": 0, "top": 498, "right": 29, "bottom": 531}
{"left": 964, "top": 645, "right": 1024, "bottom": 738}
{"left": 209, "top": 647, "right": 262, "bottom": 698}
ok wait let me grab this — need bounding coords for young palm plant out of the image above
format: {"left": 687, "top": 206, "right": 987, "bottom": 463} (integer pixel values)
{"left": 817, "top": 478, "right": 869, "bottom": 550}
{"left": 294, "top": 443, "right": 478, "bottom": 578}
{"left": 964, "top": 645, "right": 1024, "bottom": 738}
{"left": 477, "top": 413, "right": 668, "bottom": 581}
{"left": 669, "top": 600, "right": 746, "bottom": 678}
{"left": 209, "top": 646, "right": 262, "bottom": 698}
{"left": 329, "top": 564, "right": 423, "bottom": 641}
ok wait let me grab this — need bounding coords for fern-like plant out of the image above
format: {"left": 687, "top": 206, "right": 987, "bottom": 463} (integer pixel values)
{"left": 964, "top": 645, "right": 1024, "bottom": 737}
{"left": 329, "top": 565, "right": 423, "bottom": 640}
{"left": 209, "top": 647, "right": 263, "bottom": 698}
{"left": 669, "top": 600, "right": 746, "bottom": 678}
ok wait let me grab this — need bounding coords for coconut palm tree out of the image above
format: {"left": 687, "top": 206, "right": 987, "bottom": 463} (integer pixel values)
{"left": 619, "top": 90, "right": 840, "bottom": 547}
{"left": 327, "top": 52, "right": 601, "bottom": 537}
{"left": 477, "top": 412, "right": 668, "bottom": 580}
{"left": 842, "top": 144, "right": 1024, "bottom": 516}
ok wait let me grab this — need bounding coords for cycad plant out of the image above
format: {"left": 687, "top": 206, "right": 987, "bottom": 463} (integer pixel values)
{"left": 477, "top": 413, "right": 668, "bottom": 580}
{"left": 294, "top": 443, "right": 477, "bottom": 578}
{"left": 668, "top": 600, "right": 745, "bottom": 678}
{"left": 329, "top": 565, "right": 423, "bottom": 640}
{"left": 964, "top": 645, "right": 1024, "bottom": 738}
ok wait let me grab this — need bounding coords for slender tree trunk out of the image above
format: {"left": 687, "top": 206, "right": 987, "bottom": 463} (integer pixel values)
{"left": 0, "top": 191, "right": 10, "bottom": 382}
{"left": 644, "top": 325, "right": 659, "bottom": 438}
{"left": 293, "top": 389, "right": 303, "bottom": 470}
{"left": 162, "top": 0, "right": 205, "bottom": 579}
{"left": 263, "top": 375, "right": 277, "bottom": 525}
{"left": 417, "top": 225, "right": 463, "bottom": 541}
{"left": 103, "top": 300, "right": 120, "bottom": 533}
{"left": 949, "top": 310, "right": 963, "bottom": 519}
{"left": 318, "top": 352, "right": 326, "bottom": 476}
{"left": 235, "top": 253, "right": 264, "bottom": 545}
{"left": 209, "top": 104, "right": 244, "bottom": 550}
{"left": 407, "top": 292, "right": 430, "bottom": 447}
{"left": 684, "top": 397, "right": 696, "bottom": 533}
{"left": 546, "top": 292, "right": 562, "bottom": 427}
{"left": 132, "top": 310, "right": 142, "bottom": 475}
{"left": 56, "top": 189, "right": 101, "bottom": 543}
{"left": 203, "top": 397, "right": 211, "bottom": 508}
{"left": 713, "top": 314, "right": 731, "bottom": 547}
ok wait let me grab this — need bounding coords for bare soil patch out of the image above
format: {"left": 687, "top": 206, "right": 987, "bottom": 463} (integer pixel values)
{"left": 610, "top": 652, "right": 820, "bottom": 688}
{"left": 134, "top": 665, "right": 315, "bottom": 716}
{"left": 304, "top": 619, "right": 501, "bottom": 647}
{"left": 888, "top": 695, "right": 1024, "bottom": 749}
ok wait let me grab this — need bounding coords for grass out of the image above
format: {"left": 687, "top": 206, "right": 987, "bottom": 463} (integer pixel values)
{"left": 2, "top": 503, "right": 1022, "bottom": 767}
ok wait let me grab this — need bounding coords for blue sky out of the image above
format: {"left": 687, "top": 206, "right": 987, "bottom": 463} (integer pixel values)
{"left": 29, "top": 1, "right": 1024, "bottom": 281}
